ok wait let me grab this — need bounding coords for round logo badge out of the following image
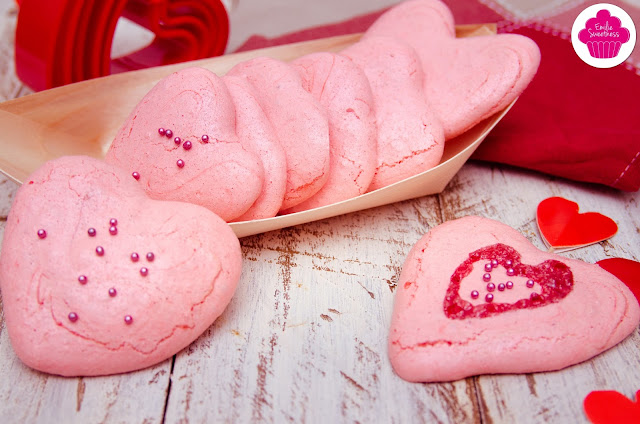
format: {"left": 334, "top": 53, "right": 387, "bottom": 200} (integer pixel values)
{"left": 571, "top": 3, "right": 636, "bottom": 68}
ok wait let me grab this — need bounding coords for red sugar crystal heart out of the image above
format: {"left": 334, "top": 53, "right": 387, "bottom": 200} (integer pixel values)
{"left": 584, "top": 389, "right": 640, "bottom": 424}
{"left": 536, "top": 197, "right": 618, "bottom": 252}
{"left": 445, "top": 243, "right": 573, "bottom": 319}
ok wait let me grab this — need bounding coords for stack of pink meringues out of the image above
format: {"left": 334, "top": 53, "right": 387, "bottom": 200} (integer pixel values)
{"left": 106, "top": 0, "right": 541, "bottom": 222}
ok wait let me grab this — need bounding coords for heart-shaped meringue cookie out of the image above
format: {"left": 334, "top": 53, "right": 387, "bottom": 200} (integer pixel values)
{"left": 389, "top": 216, "right": 639, "bottom": 383}
{"left": 365, "top": 0, "right": 541, "bottom": 139}
{"left": 106, "top": 66, "right": 264, "bottom": 222}
{"left": 224, "top": 74, "right": 288, "bottom": 221}
{"left": 283, "top": 52, "right": 378, "bottom": 212}
{"left": 0, "top": 156, "right": 242, "bottom": 376}
{"left": 343, "top": 36, "right": 444, "bottom": 190}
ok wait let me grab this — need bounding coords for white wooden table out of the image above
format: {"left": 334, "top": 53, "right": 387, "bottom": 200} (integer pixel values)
{"left": 0, "top": 2, "right": 639, "bottom": 423}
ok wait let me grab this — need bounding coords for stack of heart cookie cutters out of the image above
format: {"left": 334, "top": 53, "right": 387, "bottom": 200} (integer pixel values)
{"left": 14, "top": 0, "right": 229, "bottom": 91}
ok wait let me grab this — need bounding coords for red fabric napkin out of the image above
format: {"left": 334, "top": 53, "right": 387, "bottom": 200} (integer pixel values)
{"left": 235, "top": 0, "right": 640, "bottom": 191}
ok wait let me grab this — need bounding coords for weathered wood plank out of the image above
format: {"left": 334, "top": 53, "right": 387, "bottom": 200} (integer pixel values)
{"left": 0, "top": 176, "right": 17, "bottom": 217}
{"left": 163, "top": 196, "right": 479, "bottom": 423}
{"left": 0, "top": 325, "right": 172, "bottom": 424}
{"left": 0, "top": 2, "right": 30, "bottom": 103}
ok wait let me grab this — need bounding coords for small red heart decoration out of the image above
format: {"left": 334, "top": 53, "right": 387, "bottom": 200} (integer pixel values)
{"left": 597, "top": 258, "right": 640, "bottom": 306}
{"left": 584, "top": 389, "right": 640, "bottom": 424}
{"left": 536, "top": 197, "right": 618, "bottom": 252}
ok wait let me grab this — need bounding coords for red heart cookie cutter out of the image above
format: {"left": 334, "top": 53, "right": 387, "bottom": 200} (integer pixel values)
{"left": 14, "top": 0, "right": 229, "bottom": 91}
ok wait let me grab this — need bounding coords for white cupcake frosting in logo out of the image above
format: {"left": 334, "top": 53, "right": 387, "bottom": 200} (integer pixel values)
{"left": 572, "top": 3, "right": 636, "bottom": 68}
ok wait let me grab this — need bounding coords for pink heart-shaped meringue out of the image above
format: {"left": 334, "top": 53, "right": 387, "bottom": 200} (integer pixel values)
{"left": 0, "top": 156, "right": 242, "bottom": 376}
{"left": 366, "top": 0, "right": 541, "bottom": 139}
{"left": 106, "top": 67, "right": 265, "bottom": 222}
{"left": 389, "top": 216, "right": 639, "bottom": 383}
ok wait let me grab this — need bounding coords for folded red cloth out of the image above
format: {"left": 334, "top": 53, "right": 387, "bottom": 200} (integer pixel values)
{"left": 235, "top": 0, "right": 640, "bottom": 191}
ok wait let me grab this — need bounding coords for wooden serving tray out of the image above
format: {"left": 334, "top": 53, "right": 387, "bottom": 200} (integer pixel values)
{"left": 0, "top": 24, "right": 507, "bottom": 237}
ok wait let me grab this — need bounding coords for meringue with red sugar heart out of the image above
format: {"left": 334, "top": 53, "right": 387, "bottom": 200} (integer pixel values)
{"left": 389, "top": 216, "right": 639, "bottom": 383}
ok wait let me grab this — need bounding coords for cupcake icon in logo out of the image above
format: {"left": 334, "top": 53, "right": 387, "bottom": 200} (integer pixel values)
{"left": 578, "top": 9, "right": 630, "bottom": 58}
{"left": 572, "top": 3, "right": 636, "bottom": 68}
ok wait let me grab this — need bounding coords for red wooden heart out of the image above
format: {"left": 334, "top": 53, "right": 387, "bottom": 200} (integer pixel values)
{"left": 536, "top": 197, "right": 618, "bottom": 251}
{"left": 584, "top": 389, "right": 640, "bottom": 424}
{"left": 597, "top": 258, "right": 640, "bottom": 306}
{"left": 445, "top": 243, "right": 573, "bottom": 319}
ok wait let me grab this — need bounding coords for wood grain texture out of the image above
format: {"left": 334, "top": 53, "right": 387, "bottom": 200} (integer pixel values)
{"left": 156, "top": 163, "right": 639, "bottom": 424}
{"left": 0, "top": 3, "right": 30, "bottom": 103}
{"left": 0, "top": 0, "right": 639, "bottom": 423}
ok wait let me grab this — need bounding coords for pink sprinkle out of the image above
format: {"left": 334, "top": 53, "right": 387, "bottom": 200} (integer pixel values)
{"left": 124, "top": 315, "right": 133, "bottom": 325}
{"left": 96, "top": 246, "right": 105, "bottom": 256}
{"left": 131, "top": 252, "right": 139, "bottom": 262}
{"left": 165, "top": 129, "right": 173, "bottom": 138}
{"left": 108, "top": 288, "right": 117, "bottom": 297}
{"left": 158, "top": 128, "right": 166, "bottom": 136}
{"left": 78, "top": 275, "right": 88, "bottom": 285}
{"left": 183, "top": 140, "right": 192, "bottom": 150}
{"left": 88, "top": 228, "right": 96, "bottom": 237}
{"left": 37, "top": 229, "right": 47, "bottom": 239}
{"left": 132, "top": 171, "right": 140, "bottom": 180}
{"left": 202, "top": 134, "right": 209, "bottom": 142}
{"left": 486, "top": 283, "right": 495, "bottom": 292}
{"left": 140, "top": 267, "right": 148, "bottom": 276}
{"left": 174, "top": 136, "right": 182, "bottom": 145}
{"left": 109, "top": 226, "right": 118, "bottom": 235}
{"left": 146, "top": 252, "right": 155, "bottom": 262}
{"left": 68, "top": 312, "right": 78, "bottom": 322}
{"left": 485, "top": 293, "right": 494, "bottom": 303}
{"left": 470, "top": 290, "right": 479, "bottom": 299}
{"left": 177, "top": 159, "right": 185, "bottom": 168}
{"left": 109, "top": 218, "right": 118, "bottom": 226}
